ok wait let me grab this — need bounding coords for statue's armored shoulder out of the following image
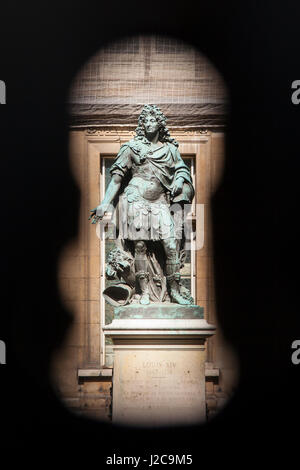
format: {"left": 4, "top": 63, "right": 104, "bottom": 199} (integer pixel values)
{"left": 125, "top": 138, "right": 143, "bottom": 155}
{"left": 166, "top": 141, "right": 177, "bottom": 149}
{"left": 115, "top": 140, "right": 140, "bottom": 160}
{"left": 166, "top": 141, "right": 180, "bottom": 158}
{"left": 118, "top": 141, "right": 132, "bottom": 154}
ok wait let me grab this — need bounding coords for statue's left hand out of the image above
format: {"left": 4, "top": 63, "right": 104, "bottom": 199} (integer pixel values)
{"left": 171, "top": 178, "right": 184, "bottom": 197}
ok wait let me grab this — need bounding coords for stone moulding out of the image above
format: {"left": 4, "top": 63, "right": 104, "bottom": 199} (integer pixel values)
{"left": 103, "top": 318, "right": 216, "bottom": 343}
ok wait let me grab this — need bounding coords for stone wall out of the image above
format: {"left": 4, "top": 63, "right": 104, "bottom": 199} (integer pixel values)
{"left": 68, "top": 35, "right": 228, "bottom": 127}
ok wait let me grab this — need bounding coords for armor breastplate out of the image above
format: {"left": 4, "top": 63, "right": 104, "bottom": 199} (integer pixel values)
{"left": 128, "top": 176, "right": 165, "bottom": 201}
{"left": 131, "top": 160, "right": 156, "bottom": 179}
{"left": 128, "top": 158, "right": 162, "bottom": 199}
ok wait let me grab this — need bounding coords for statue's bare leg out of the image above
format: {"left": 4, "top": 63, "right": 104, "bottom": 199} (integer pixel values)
{"left": 162, "top": 237, "right": 190, "bottom": 305}
{"left": 134, "top": 240, "right": 150, "bottom": 305}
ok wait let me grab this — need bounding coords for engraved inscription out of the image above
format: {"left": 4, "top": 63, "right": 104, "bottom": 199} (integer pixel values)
{"left": 114, "top": 350, "right": 206, "bottom": 424}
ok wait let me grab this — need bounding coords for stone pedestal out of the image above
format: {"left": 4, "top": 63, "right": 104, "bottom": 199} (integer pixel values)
{"left": 103, "top": 304, "right": 216, "bottom": 427}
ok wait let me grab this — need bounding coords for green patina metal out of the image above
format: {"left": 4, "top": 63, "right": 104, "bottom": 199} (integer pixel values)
{"left": 90, "top": 104, "right": 199, "bottom": 311}
{"left": 114, "top": 303, "right": 204, "bottom": 320}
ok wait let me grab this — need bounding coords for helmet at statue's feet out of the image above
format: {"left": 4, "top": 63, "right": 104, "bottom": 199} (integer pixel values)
{"left": 170, "top": 289, "right": 191, "bottom": 305}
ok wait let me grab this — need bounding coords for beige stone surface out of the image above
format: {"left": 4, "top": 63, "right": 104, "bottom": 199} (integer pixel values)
{"left": 196, "top": 279, "right": 208, "bottom": 301}
{"left": 104, "top": 318, "right": 216, "bottom": 336}
{"left": 51, "top": 345, "right": 80, "bottom": 397}
{"left": 205, "top": 379, "right": 214, "bottom": 394}
{"left": 211, "top": 132, "right": 225, "bottom": 192}
{"left": 105, "top": 318, "right": 215, "bottom": 427}
{"left": 112, "top": 347, "right": 206, "bottom": 427}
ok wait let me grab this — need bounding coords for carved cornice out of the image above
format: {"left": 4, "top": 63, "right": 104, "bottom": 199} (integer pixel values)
{"left": 76, "top": 127, "right": 225, "bottom": 138}
{"left": 68, "top": 103, "right": 228, "bottom": 130}
{"left": 85, "top": 128, "right": 134, "bottom": 136}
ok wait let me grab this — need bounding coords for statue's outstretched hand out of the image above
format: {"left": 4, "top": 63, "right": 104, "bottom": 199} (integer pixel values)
{"left": 89, "top": 203, "right": 107, "bottom": 224}
{"left": 89, "top": 208, "right": 99, "bottom": 224}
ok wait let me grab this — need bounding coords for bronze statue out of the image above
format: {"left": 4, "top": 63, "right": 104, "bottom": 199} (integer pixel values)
{"left": 90, "top": 104, "right": 195, "bottom": 306}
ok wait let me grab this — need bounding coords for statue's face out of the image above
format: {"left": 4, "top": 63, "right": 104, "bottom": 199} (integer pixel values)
{"left": 143, "top": 114, "right": 160, "bottom": 134}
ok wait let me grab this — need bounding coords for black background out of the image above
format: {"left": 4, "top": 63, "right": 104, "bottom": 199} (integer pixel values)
{"left": 0, "top": 0, "right": 299, "bottom": 464}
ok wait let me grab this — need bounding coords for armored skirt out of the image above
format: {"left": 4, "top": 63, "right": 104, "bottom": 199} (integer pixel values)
{"left": 118, "top": 182, "right": 177, "bottom": 241}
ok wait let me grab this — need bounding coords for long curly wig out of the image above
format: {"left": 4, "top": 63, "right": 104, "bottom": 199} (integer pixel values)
{"left": 134, "top": 104, "right": 178, "bottom": 147}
